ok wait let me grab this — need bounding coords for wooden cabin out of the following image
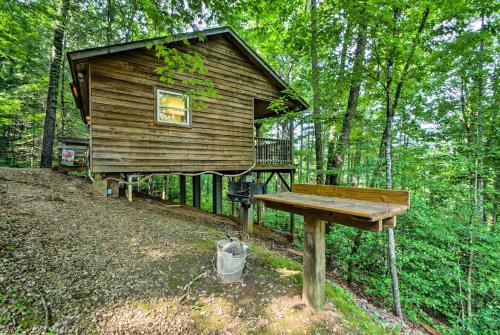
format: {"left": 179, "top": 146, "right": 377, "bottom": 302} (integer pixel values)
{"left": 67, "top": 27, "right": 308, "bottom": 178}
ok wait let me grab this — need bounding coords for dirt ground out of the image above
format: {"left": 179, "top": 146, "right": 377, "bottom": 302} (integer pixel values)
{"left": 0, "top": 168, "right": 411, "bottom": 334}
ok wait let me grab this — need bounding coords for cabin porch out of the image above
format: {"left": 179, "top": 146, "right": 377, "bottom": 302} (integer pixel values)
{"left": 254, "top": 137, "right": 293, "bottom": 171}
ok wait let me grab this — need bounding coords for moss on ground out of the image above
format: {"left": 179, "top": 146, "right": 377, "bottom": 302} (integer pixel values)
{"left": 251, "top": 244, "right": 389, "bottom": 334}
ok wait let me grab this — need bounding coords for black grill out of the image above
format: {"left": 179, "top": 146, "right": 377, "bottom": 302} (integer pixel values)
{"left": 227, "top": 181, "right": 266, "bottom": 205}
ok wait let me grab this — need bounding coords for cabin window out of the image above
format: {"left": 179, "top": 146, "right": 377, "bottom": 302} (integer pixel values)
{"left": 156, "top": 89, "right": 190, "bottom": 125}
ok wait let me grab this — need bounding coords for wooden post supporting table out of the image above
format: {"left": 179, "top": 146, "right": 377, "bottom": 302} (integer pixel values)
{"left": 302, "top": 217, "right": 325, "bottom": 309}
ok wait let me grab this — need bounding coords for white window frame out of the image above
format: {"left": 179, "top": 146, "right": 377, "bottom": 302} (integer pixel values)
{"left": 155, "top": 89, "right": 190, "bottom": 126}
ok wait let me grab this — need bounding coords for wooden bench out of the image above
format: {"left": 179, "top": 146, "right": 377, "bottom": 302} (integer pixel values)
{"left": 254, "top": 183, "right": 410, "bottom": 310}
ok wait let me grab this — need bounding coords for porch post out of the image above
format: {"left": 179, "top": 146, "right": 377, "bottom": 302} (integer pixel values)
{"left": 255, "top": 123, "right": 264, "bottom": 225}
{"left": 256, "top": 172, "right": 264, "bottom": 225}
{"left": 290, "top": 171, "right": 295, "bottom": 241}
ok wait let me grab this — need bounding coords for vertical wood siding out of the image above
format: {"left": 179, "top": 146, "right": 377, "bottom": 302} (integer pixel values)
{"left": 87, "top": 35, "right": 283, "bottom": 173}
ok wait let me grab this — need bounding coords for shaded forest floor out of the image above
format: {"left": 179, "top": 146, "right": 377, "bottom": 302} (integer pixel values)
{"left": 1, "top": 168, "right": 416, "bottom": 334}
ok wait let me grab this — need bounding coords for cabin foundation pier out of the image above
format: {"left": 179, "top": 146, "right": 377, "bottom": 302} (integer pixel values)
{"left": 192, "top": 175, "right": 201, "bottom": 208}
{"left": 127, "top": 175, "right": 133, "bottom": 202}
{"left": 212, "top": 174, "right": 222, "bottom": 215}
{"left": 179, "top": 175, "right": 186, "bottom": 205}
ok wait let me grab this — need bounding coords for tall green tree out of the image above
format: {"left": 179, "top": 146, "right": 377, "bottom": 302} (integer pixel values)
{"left": 310, "top": 0, "right": 323, "bottom": 184}
{"left": 40, "top": 0, "right": 70, "bottom": 167}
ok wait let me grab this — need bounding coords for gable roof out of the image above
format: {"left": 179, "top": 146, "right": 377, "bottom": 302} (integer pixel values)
{"left": 67, "top": 26, "right": 308, "bottom": 112}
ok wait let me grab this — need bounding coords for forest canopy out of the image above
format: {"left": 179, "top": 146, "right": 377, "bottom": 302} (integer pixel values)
{"left": 0, "top": 0, "right": 498, "bottom": 334}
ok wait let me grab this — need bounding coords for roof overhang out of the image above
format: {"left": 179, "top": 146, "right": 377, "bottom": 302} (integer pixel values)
{"left": 67, "top": 26, "right": 309, "bottom": 123}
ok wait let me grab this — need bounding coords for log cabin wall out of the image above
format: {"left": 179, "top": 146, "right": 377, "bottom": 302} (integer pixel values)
{"left": 84, "top": 35, "right": 284, "bottom": 174}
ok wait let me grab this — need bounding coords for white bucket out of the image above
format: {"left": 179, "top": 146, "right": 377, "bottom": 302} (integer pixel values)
{"left": 215, "top": 239, "right": 248, "bottom": 283}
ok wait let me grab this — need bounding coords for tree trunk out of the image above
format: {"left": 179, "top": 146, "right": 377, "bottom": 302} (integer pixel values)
{"left": 492, "top": 170, "right": 499, "bottom": 231}
{"left": 299, "top": 120, "right": 304, "bottom": 182}
{"left": 385, "top": 78, "right": 401, "bottom": 316}
{"left": 40, "top": 0, "right": 70, "bottom": 167}
{"left": 477, "top": 15, "right": 485, "bottom": 223}
{"left": 60, "top": 46, "right": 66, "bottom": 136}
{"left": 326, "top": 18, "right": 351, "bottom": 185}
{"left": 371, "top": 7, "right": 430, "bottom": 188}
{"left": 306, "top": 121, "right": 311, "bottom": 183}
{"left": 384, "top": 28, "right": 401, "bottom": 314}
{"left": 384, "top": 7, "right": 402, "bottom": 319}
{"left": 385, "top": 7, "right": 430, "bottom": 318}
{"left": 328, "top": 22, "right": 367, "bottom": 185}
{"left": 466, "top": 159, "right": 479, "bottom": 319}
{"left": 107, "top": 0, "right": 114, "bottom": 44}
{"left": 310, "top": 0, "right": 323, "bottom": 184}
{"left": 387, "top": 228, "right": 402, "bottom": 317}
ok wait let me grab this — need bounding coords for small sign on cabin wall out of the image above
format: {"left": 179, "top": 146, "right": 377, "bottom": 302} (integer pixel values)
{"left": 61, "top": 149, "right": 75, "bottom": 166}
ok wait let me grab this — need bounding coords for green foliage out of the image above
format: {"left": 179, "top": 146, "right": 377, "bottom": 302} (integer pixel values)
{"left": 1, "top": 0, "right": 498, "bottom": 334}
{"left": 147, "top": 41, "right": 219, "bottom": 109}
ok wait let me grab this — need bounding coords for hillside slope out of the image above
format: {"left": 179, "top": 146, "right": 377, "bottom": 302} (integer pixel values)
{"left": 1, "top": 168, "right": 393, "bottom": 334}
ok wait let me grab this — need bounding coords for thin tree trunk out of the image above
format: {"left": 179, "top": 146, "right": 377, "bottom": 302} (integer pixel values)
{"left": 328, "top": 22, "right": 368, "bottom": 185}
{"left": 467, "top": 176, "right": 477, "bottom": 318}
{"left": 310, "top": 0, "right": 323, "bottom": 184}
{"left": 60, "top": 47, "right": 66, "bottom": 136}
{"left": 466, "top": 14, "right": 486, "bottom": 320}
{"left": 299, "top": 120, "right": 304, "bottom": 183}
{"left": 477, "top": 15, "right": 485, "bottom": 223}
{"left": 492, "top": 170, "right": 499, "bottom": 231}
{"left": 30, "top": 126, "right": 35, "bottom": 168}
{"left": 386, "top": 7, "right": 430, "bottom": 318}
{"left": 456, "top": 255, "right": 466, "bottom": 326}
{"left": 40, "top": 0, "right": 70, "bottom": 167}
{"left": 306, "top": 126, "right": 311, "bottom": 183}
{"left": 385, "top": 78, "right": 401, "bottom": 316}
{"left": 387, "top": 228, "right": 401, "bottom": 316}
{"left": 371, "top": 7, "right": 430, "bottom": 188}
{"left": 107, "top": 0, "right": 113, "bottom": 45}
{"left": 326, "top": 18, "right": 351, "bottom": 184}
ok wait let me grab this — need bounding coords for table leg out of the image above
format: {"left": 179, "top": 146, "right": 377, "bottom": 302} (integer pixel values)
{"left": 302, "top": 216, "right": 325, "bottom": 310}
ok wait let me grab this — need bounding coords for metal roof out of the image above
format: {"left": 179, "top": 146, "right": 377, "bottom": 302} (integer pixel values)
{"left": 67, "top": 26, "right": 308, "bottom": 111}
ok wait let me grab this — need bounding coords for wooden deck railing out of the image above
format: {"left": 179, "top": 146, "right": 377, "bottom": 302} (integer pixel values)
{"left": 254, "top": 137, "right": 292, "bottom": 166}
